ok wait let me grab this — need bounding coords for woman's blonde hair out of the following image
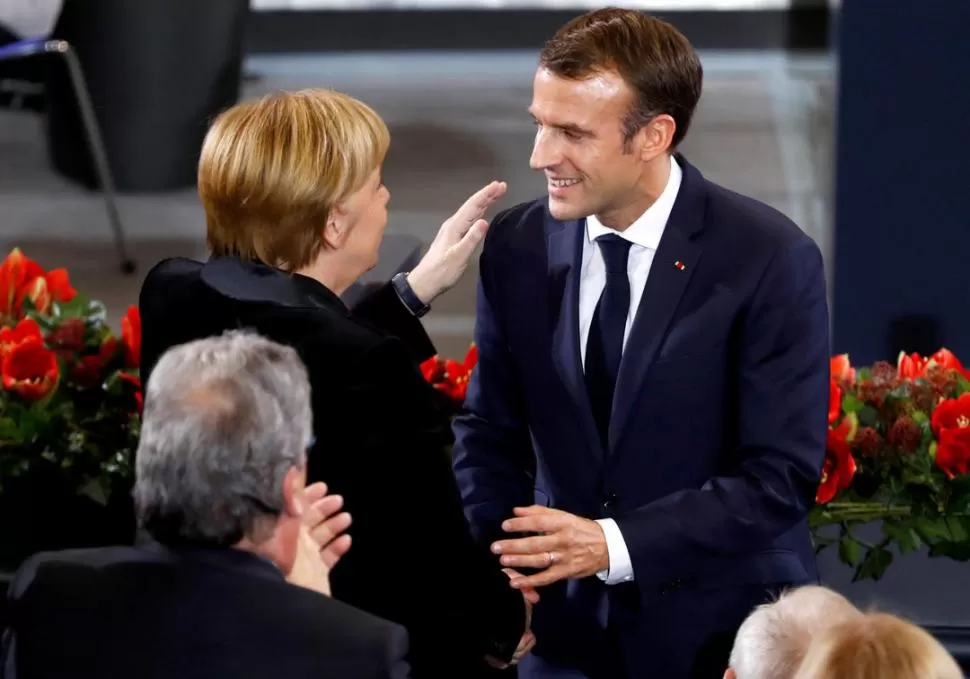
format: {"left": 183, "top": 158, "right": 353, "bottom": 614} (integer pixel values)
{"left": 198, "top": 88, "right": 390, "bottom": 271}
{"left": 793, "top": 612, "right": 962, "bottom": 679}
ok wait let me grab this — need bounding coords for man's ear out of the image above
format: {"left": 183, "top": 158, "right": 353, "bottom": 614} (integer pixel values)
{"left": 637, "top": 113, "right": 676, "bottom": 161}
{"left": 282, "top": 465, "right": 306, "bottom": 518}
{"left": 723, "top": 667, "right": 736, "bottom": 679}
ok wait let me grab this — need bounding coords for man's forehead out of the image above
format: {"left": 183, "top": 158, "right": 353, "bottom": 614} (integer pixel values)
{"left": 530, "top": 68, "right": 630, "bottom": 122}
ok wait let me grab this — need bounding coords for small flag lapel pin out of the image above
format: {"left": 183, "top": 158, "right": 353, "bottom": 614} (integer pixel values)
{"left": 673, "top": 260, "right": 686, "bottom": 271}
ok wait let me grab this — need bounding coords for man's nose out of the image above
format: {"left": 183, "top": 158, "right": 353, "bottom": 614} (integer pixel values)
{"left": 529, "top": 128, "right": 560, "bottom": 170}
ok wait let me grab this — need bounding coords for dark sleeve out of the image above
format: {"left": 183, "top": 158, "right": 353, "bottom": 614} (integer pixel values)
{"left": 375, "top": 623, "right": 411, "bottom": 679}
{"left": 451, "top": 214, "right": 536, "bottom": 550}
{"left": 616, "top": 237, "right": 830, "bottom": 596}
{"left": 350, "top": 282, "right": 436, "bottom": 364}
{"left": 317, "top": 338, "right": 526, "bottom": 667}
{"left": 1, "top": 554, "right": 43, "bottom": 679}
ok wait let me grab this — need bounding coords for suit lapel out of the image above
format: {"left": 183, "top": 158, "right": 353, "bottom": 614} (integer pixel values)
{"left": 546, "top": 214, "right": 604, "bottom": 462}
{"left": 609, "top": 158, "right": 708, "bottom": 450}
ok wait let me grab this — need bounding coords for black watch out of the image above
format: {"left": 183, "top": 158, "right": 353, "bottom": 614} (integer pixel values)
{"left": 391, "top": 272, "right": 431, "bottom": 318}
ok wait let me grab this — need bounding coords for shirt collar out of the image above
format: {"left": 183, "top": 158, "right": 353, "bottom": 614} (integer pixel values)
{"left": 586, "top": 155, "right": 683, "bottom": 250}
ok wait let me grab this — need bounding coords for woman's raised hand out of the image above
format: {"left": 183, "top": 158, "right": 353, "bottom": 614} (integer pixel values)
{"left": 405, "top": 181, "right": 508, "bottom": 304}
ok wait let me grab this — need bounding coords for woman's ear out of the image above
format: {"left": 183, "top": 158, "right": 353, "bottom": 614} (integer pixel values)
{"left": 322, "top": 207, "right": 349, "bottom": 249}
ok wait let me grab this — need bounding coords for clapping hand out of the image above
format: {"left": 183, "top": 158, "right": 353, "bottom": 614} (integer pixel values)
{"left": 286, "top": 482, "right": 352, "bottom": 596}
{"left": 405, "top": 181, "right": 508, "bottom": 304}
{"left": 300, "top": 482, "right": 352, "bottom": 569}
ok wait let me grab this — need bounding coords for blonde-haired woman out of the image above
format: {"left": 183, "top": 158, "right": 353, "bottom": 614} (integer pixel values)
{"left": 793, "top": 612, "right": 962, "bottom": 679}
{"left": 138, "top": 89, "right": 530, "bottom": 677}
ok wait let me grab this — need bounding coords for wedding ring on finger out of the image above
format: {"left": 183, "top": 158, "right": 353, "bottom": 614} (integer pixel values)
{"left": 547, "top": 551, "right": 557, "bottom": 565}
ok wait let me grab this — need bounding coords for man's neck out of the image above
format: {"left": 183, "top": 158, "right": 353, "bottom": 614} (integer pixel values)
{"left": 595, "top": 154, "right": 672, "bottom": 231}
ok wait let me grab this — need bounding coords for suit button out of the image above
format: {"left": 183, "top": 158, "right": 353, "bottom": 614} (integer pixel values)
{"left": 602, "top": 493, "right": 619, "bottom": 511}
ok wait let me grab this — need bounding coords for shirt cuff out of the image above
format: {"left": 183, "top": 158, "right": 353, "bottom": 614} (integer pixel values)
{"left": 595, "top": 518, "right": 634, "bottom": 584}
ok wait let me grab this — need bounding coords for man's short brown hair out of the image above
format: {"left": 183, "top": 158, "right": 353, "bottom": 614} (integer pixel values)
{"left": 539, "top": 8, "right": 703, "bottom": 149}
{"left": 198, "top": 89, "right": 390, "bottom": 271}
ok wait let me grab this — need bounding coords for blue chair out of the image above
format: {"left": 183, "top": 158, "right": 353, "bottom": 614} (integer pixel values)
{"left": 0, "top": 38, "right": 135, "bottom": 273}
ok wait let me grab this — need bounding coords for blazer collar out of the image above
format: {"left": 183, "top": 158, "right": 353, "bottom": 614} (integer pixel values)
{"left": 200, "top": 256, "right": 348, "bottom": 314}
{"left": 141, "top": 540, "right": 286, "bottom": 583}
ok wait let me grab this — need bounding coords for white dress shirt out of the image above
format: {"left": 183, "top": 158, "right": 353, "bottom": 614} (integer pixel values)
{"left": 584, "top": 157, "right": 683, "bottom": 585}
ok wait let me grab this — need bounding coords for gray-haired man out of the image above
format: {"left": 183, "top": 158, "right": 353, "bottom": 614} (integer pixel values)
{"left": 2, "top": 331, "right": 410, "bottom": 679}
{"left": 725, "top": 585, "right": 861, "bottom": 679}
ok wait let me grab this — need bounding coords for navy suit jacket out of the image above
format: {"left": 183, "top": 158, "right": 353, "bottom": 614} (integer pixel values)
{"left": 452, "top": 158, "right": 830, "bottom": 679}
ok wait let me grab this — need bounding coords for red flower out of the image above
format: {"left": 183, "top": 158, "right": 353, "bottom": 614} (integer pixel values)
{"left": 47, "top": 318, "right": 87, "bottom": 354}
{"left": 817, "top": 413, "right": 858, "bottom": 504}
{"left": 121, "top": 306, "right": 140, "bottom": 368}
{"left": 119, "top": 371, "right": 143, "bottom": 413}
{"left": 828, "top": 378, "right": 842, "bottom": 425}
{"left": 935, "top": 427, "right": 970, "bottom": 479}
{"left": 69, "top": 336, "right": 119, "bottom": 388}
{"left": 930, "top": 393, "right": 970, "bottom": 435}
{"left": 419, "top": 344, "right": 478, "bottom": 404}
{"left": 0, "top": 317, "right": 43, "bottom": 358}
{"left": 0, "top": 248, "right": 76, "bottom": 320}
{"left": 898, "top": 348, "right": 966, "bottom": 381}
{"left": 464, "top": 343, "right": 478, "bottom": 372}
{"left": 928, "top": 348, "right": 965, "bottom": 373}
{"left": 831, "top": 354, "right": 855, "bottom": 384}
{"left": 420, "top": 355, "right": 444, "bottom": 383}
{"left": 898, "top": 351, "right": 929, "bottom": 380}
{"left": 931, "top": 393, "right": 970, "bottom": 479}
{"left": 0, "top": 249, "right": 45, "bottom": 320}
{"left": 2, "top": 338, "right": 59, "bottom": 401}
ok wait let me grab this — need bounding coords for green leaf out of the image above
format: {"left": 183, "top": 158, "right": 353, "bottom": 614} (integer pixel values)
{"left": 839, "top": 536, "right": 863, "bottom": 566}
{"left": 842, "top": 393, "right": 864, "bottom": 413}
{"left": 946, "top": 516, "right": 968, "bottom": 541}
{"left": 858, "top": 405, "right": 880, "bottom": 428}
{"left": 928, "top": 541, "right": 970, "bottom": 560}
{"left": 911, "top": 410, "right": 929, "bottom": 424}
{"left": 78, "top": 477, "right": 108, "bottom": 506}
{"left": 956, "top": 373, "right": 970, "bottom": 396}
{"left": 914, "top": 516, "right": 951, "bottom": 541}
{"left": 855, "top": 546, "right": 894, "bottom": 581}
{"left": 0, "top": 416, "right": 22, "bottom": 441}
{"left": 882, "top": 522, "right": 922, "bottom": 553}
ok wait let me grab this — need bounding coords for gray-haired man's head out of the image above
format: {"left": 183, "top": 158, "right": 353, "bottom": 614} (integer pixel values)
{"left": 133, "top": 331, "right": 313, "bottom": 547}
{"left": 725, "top": 585, "right": 861, "bottom": 679}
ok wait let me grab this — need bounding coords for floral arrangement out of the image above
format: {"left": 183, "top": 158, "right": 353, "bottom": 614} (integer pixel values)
{"left": 812, "top": 349, "right": 970, "bottom": 580}
{"left": 0, "top": 248, "right": 141, "bottom": 509}
{"left": 420, "top": 344, "right": 478, "bottom": 415}
{"left": 424, "top": 343, "right": 970, "bottom": 582}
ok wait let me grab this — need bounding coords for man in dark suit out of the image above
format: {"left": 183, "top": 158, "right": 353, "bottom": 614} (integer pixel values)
{"left": 1, "top": 332, "right": 410, "bottom": 679}
{"left": 452, "top": 9, "right": 829, "bottom": 679}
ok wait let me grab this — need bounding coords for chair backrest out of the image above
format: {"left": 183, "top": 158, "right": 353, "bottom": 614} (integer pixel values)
{"left": 0, "top": 37, "right": 48, "bottom": 62}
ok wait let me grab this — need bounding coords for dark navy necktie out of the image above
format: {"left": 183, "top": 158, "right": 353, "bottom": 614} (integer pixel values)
{"left": 584, "top": 234, "right": 632, "bottom": 447}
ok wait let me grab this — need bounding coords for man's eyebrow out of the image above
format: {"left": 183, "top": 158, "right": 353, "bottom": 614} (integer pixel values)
{"left": 528, "top": 111, "right": 592, "bottom": 136}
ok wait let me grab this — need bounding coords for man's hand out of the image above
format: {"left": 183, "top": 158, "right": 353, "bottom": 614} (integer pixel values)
{"left": 491, "top": 506, "right": 609, "bottom": 589}
{"left": 301, "top": 482, "right": 352, "bottom": 569}
{"left": 406, "top": 180, "right": 508, "bottom": 304}
{"left": 287, "top": 525, "right": 335, "bottom": 596}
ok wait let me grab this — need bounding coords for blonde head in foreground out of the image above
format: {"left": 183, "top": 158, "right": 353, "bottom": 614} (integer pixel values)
{"left": 793, "top": 612, "right": 962, "bottom": 679}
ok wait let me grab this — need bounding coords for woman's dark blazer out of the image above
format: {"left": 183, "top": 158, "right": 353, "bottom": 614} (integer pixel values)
{"left": 138, "top": 256, "right": 526, "bottom": 677}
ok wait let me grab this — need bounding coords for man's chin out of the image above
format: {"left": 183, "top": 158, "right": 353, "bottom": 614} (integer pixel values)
{"left": 546, "top": 197, "right": 586, "bottom": 222}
